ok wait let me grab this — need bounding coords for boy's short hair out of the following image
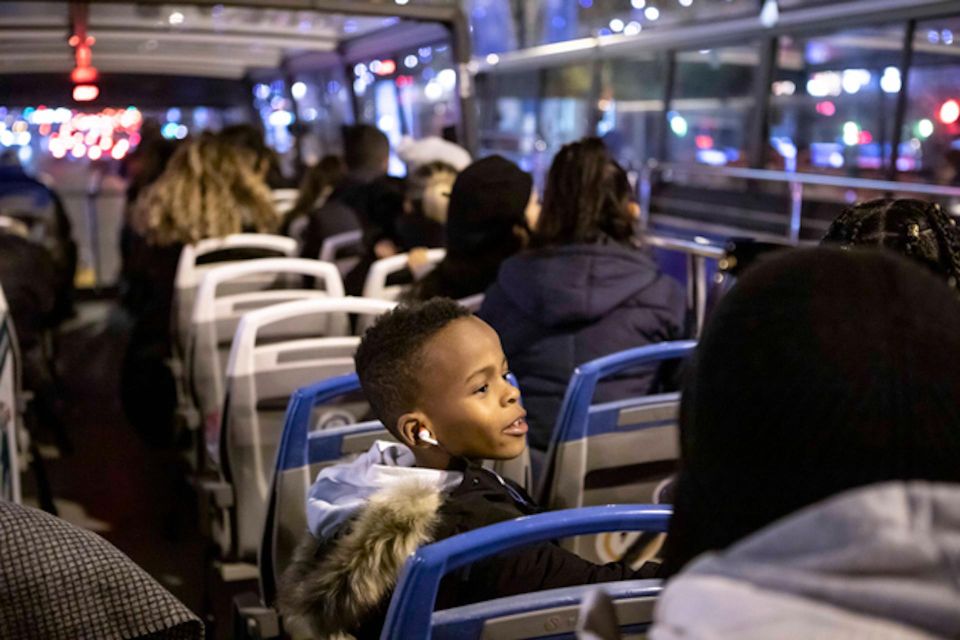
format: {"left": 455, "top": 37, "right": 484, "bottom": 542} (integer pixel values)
{"left": 355, "top": 299, "right": 472, "bottom": 432}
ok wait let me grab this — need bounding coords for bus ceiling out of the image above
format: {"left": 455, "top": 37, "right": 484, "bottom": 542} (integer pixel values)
{"left": 0, "top": 0, "right": 477, "bottom": 151}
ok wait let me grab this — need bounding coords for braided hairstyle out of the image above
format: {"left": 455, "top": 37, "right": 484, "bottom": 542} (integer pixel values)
{"left": 533, "top": 137, "right": 635, "bottom": 248}
{"left": 822, "top": 197, "right": 960, "bottom": 292}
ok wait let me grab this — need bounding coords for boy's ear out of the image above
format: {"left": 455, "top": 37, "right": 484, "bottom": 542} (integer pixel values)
{"left": 395, "top": 411, "right": 431, "bottom": 449}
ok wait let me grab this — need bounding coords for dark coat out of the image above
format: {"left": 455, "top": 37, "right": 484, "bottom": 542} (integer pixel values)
{"left": 278, "top": 464, "right": 652, "bottom": 639}
{"left": 299, "top": 173, "right": 406, "bottom": 295}
{"left": 479, "top": 241, "right": 686, "bottom": 450}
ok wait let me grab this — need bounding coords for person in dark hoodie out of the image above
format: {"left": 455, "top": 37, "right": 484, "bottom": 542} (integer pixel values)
{"left": 479, "top": 138, "right": 686, "bottom": 452}
{"left": 405, "top": 155, "right": 539, "bottom": 302}
{"left": 278, "top": 299, "right": 656, "bottom": 640}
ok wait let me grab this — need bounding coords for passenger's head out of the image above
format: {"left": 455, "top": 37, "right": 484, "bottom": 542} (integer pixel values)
{"left": 131, "top": 135, "right": 277, "bottom": 245}
{"left": 534, "top": 137, "right": 637, "bottom": 248}
{"left": 445, "top": 155, "right": 534, "bottom": 257}
{"left": 662, "top": 248, "right": 960, "bottom": 575}
{"left": 219, "top": 123, "right": 279, "bottom": 179}
{"left": 289, "top": 155, "right": 346, "bottom": 217}
{"left": 822, "top": 197, "right": 960, "bottom": 292}
{"left": 342, "top": 124, "right": 390, "bottom": 174}
{"left": 355, "top": 299, "right": 527, "bottom": 468}
{"left": 406, "top": 161, "right": 458, "bottom": 224}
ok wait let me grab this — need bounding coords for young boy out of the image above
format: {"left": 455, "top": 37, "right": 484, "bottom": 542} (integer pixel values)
{"left": 279, "top": 299, "right": 650, "bottom": 639}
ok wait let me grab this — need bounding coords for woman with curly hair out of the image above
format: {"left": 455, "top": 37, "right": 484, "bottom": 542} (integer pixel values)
{"left": 121, "top": 134, "right": 279, "bottom": 446}
{"left": 130, "top": 134, "right": 278, "bottom": 246}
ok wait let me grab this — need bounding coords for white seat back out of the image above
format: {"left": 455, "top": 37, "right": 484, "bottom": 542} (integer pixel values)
{"left": 362, "top": 249, "right": 445, "bottom": 301}
{"left": 319, "top": 230, "right": 363, "bottom": 277}
{"left": 271, "top": 189, "right": 300, "bottom": 216}
{"left": 0, "top": 286, "right": 22, "bottom": 504}
{"left": 458, "top": 293, "right": 485, "bottom": 312}
{"left": 222, "top": 296, "right": 397, "bottom": 559}
{"left": 189, "top": 258, "right": 344, "bottom": 468}
{"left": 172, "top": 234, "right": 297, "bottom": 358}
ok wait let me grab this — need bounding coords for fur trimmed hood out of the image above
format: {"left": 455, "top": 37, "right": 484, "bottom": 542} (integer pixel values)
{"left": 278, "top": 479, "right": 444, "bottom": 639}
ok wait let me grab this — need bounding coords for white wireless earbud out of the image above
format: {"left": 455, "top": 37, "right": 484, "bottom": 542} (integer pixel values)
{"left": 418, "top": 429, "right": 439, "bottom": 446}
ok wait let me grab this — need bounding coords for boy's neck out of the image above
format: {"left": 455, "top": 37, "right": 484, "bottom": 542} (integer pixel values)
{"left": 411, "top": 447, "right": 467, "bottom": 472}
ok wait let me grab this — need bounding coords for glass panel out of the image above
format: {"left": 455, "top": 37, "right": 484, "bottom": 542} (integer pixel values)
{"left": 477, "top": 63, "right": 591, "bottom": 189}
{"left": 466, "top": 0, "right": 520, "bottom": 55}
{"left": 901, "top": 16, "right": 960, "bottom": 185}
{"left": 352, "top": 42, "right": 460, "bottom": 176}
{"left": 668, "top": 45, "right": 760, "bottom": 167}
{"left": 537, "top": 63, "right": 593, "bottom": 185}
{"left": 598, "top": 54, "right": 667, "bottom": 171}
{"left": 476, "top": 69, "right": 542, "bottom": 174}
{"left": 770, "top": 24, "right": 905, "bottom": 177}
{"left": 293, "top": 68, "right": 352, "bottom": 165}
{"left": 515, "top": 0, "right": 758, "bottom": 46}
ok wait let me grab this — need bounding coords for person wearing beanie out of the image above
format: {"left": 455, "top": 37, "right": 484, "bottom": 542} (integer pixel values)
{"left": 478, "top": 138, "right": 686, "bottom": 453}
{"left": 651, "top": 248, "right": 960, "bottom": 640}
{"left": 405, "top": 155, "right": 539, "bottom": 302}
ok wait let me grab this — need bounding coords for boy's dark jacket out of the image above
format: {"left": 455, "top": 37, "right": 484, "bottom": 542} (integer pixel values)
{"left": 278, "top": 463, "right": 648, "bottom": 639}
{"left": 479, "top": 241, "right": 686, "bottom": 450}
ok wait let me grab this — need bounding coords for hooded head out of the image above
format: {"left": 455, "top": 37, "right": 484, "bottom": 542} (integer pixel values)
{"left": 662, "top": 247, "right": 960, "bottom": 574}
{"left": 444, "top": 155, "right": 533, "bottom": 257}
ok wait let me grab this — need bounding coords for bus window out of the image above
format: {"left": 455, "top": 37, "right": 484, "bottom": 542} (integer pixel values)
{"left": 597, "top": 54, "right": 668, "bottom": 172}
{"left": 770, "top": 24, "right": 905, "bottom": 177}
{"left": 667, "top": 45, "right": 760, "bottom": 168}
{"left": 901, "top": 16, "right": 960, "bottom": 186}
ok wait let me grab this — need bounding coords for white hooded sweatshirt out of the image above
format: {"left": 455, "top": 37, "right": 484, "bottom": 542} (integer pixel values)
{"left": 306, "top": 440, "right": 462, "bottom": 540}
{"left": 651, "top": 481, "right": 960, "bottom": 640}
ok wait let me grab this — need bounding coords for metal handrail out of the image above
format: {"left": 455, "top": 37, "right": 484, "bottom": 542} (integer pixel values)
{"left": 640, "top": 161, "right": 960, "bottom": 246}
{"left": 643, "top": 234, "right": 725, "bottom": 259}
{"left": 649, "top": 162, "right": 960, "bottom": 199}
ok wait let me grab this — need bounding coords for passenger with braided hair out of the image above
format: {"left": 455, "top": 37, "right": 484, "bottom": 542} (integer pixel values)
{"left": 121, "top": 134, "right": 279, "bottom": 446}
{"left": 822, "top": 197, "right": 960, "bottom": 292}
{"left": 479, "top": 137, "right": 686, "bottom": 454}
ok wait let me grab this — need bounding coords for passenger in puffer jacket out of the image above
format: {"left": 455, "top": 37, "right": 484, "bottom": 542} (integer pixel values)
{"left": 479, "top": 138, "right": 686, "bottom": 451}
{"left": 278, "top": 299, "right": 657, "bottom": 640}
{"left": 651, "top": 248, "right": 960, "bottom": 639}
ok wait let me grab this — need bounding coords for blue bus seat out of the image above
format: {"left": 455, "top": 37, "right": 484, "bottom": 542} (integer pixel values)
{"left": 259, "top": 373, "right": 530, "bottom": 610}
{"left": 381, "top": 504, "right": 671, "bottom": 639}
{"left": 539, "top": 341, "right": 696, "bottom": 564}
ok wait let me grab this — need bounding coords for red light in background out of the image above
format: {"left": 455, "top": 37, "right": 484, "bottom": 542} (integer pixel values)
{"left": 71, "top": 65, "right": 99, "bottom": 83}
{"left": 695, "top": 134, "right": 714, "bottom": 149}
{"left": 816, "top": 101, "right": 836, "bottom": 117}
{"left": 395, "top": 75, "right": 414, "bottom": 88}
{"left": 374, "top": 59, "right": 397, "bottom": 76}
{"left": 73, "top": 84, "right": 99, "bottom": 102}
{"left": 940, "top": 99, "right": 960, "bottom": 125}
{"left": 858, "top": 130, "right": 873, "bottom": 144}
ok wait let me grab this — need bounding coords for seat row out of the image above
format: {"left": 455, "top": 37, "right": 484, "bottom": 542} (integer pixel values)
{"left": 236, "top": 339, "right": 694, "bottom": 638}
{"left": 171, "top": 232, "right": 703, "bottom": 638}
{"left": 167, "top": 234, "right": 479, "bottom": 565}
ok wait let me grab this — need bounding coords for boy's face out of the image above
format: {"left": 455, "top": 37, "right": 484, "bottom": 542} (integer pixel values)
{"left": 414, "top": 316, "right": 527, "bottom": 462}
